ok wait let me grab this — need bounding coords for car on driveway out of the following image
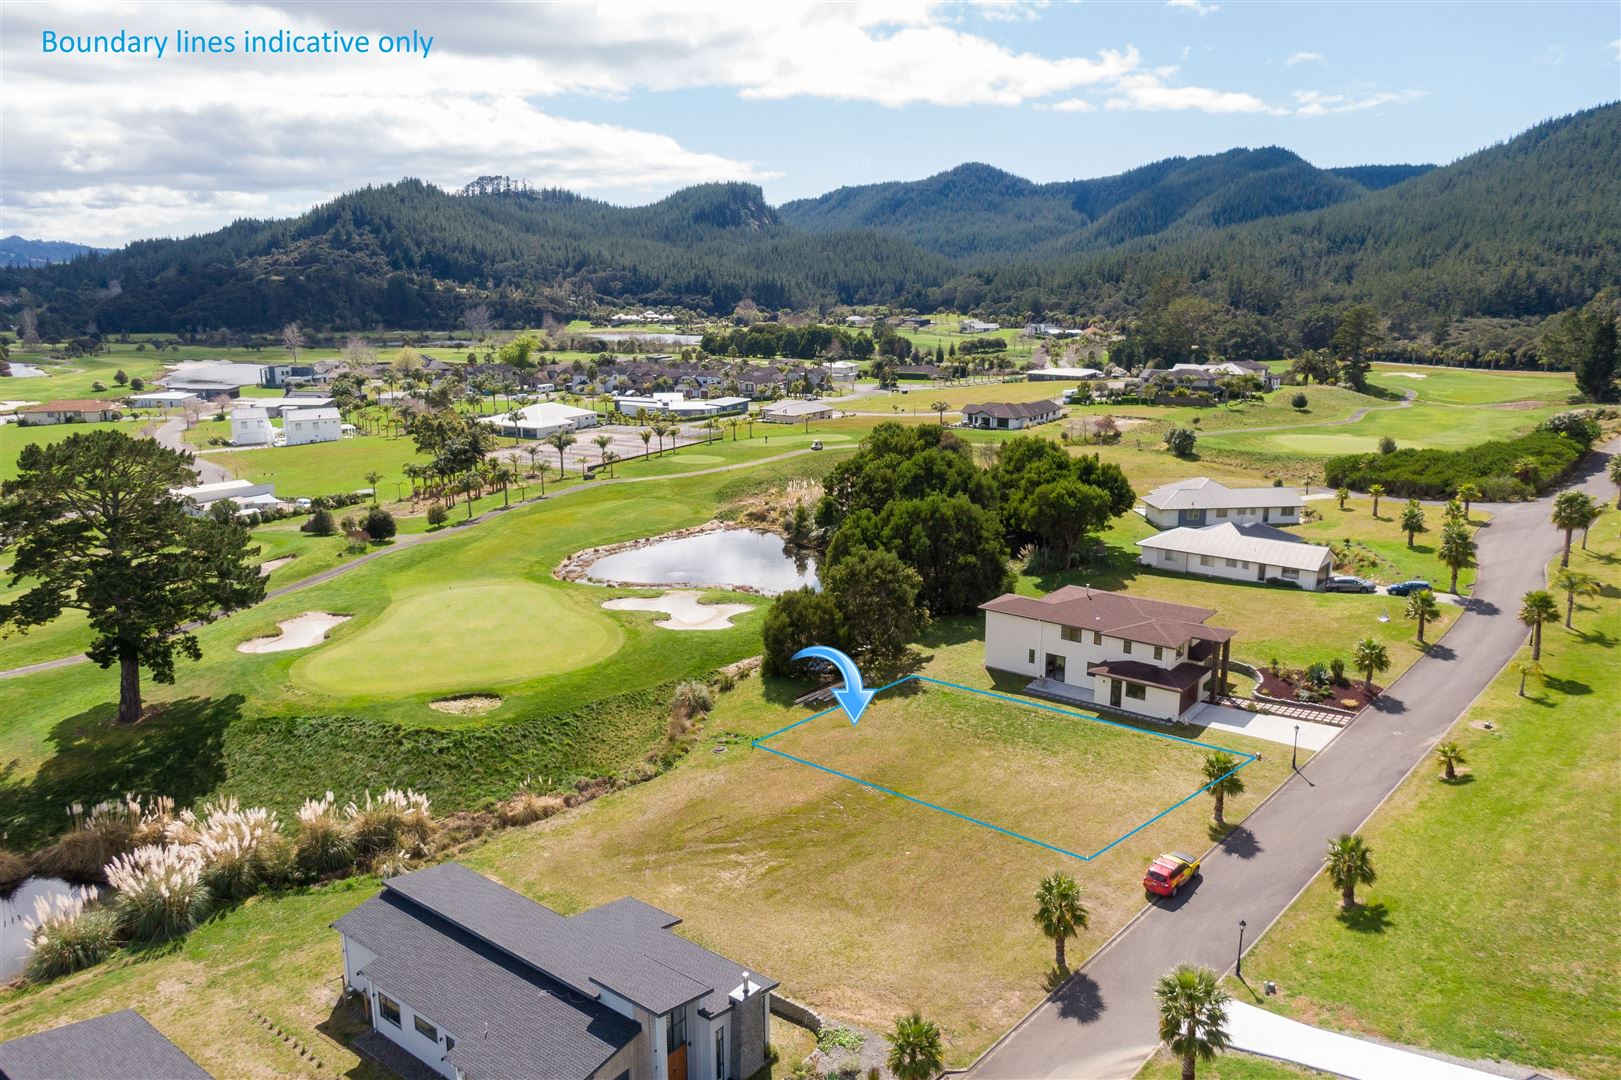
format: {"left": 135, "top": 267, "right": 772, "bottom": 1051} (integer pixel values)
{"left": 1143, "top": 851, "right": 1201, "bottom": 898}
{"left": 1325, "top": 575, "right": 1377, "bottom": 593}
{"left": 1386, "top": 579, "right": 1433, "bottom": 596}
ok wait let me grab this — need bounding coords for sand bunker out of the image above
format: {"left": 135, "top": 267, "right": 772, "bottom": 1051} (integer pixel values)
{"left": 429, "top": 694, "right": 502, "bottom": 716}
{"left": 602, "top": 590, "right": 754, "bottom": 631}
{"left": 237, "top": 612, "right": 351, "bottom": 653}
{"left": 258, "top": 556, "right": 295, "bottom": 577}
{"left": 1386, "top": 372, "right": 1428, "bottom": 378}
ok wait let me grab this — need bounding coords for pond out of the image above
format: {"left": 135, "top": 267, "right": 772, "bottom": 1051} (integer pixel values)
{"left": 0, "top": 877, "right": 100, "bottom": 981}
{"left": 585, "top": 529, "right": 818, "bottom": 593}
{"left": 584, "top": 332, "right": 702, "bottom": 346}
{"left": 3, "top": 363, "right": 47, "bottom": 378}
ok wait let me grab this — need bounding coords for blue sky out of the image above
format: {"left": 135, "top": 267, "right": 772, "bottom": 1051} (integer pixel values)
{"left": 2, "top": 0, "right": 1617, "bottom": 244}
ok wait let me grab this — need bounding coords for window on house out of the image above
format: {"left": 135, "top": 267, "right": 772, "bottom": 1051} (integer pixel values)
{"left": 1162, "top": 550, "right": 1177, "bottom": 562}
{"left": 1060, "top": 626, "right": 1083, "bottom": 643}
{"left": 378, "top": 995, "right": 401, "bottom": 1028}
{"left": 716, "top": 1029, "right": 726, "bottom": 1080}
{"left": 1122, "top": 640, "right": 1132, "bottom": 654}
{"left": 414, "top": 1015, "right": 438, "bottom": 1042}
{"left": 1224, "top": 558, "right": 1238, "bottom": 568}
{"left": 446, "top": 1036, "right": 456, "bottom": 1052}
{"left": 1153, "top": 646, "right": 1163, "bottom": 661}
{"left": 1215, "top": 509, "right": 1228, "bottom": 518}
{"left": 1199, "top": 554, "right": 1215, "bottom": 567}
{"left": 667, "top": 1009, "right": 687, "bottom": 1051}
{"left": 1125, "top": 682, "right": 1147, "bottom": 700}
{"left": 1093, "top": 631, "right": 1102, "bottom": 646}
{"left": 1282, "top": 567, "right": 1300, "bottom": 579}
{"left": 1028, "top": 648, "right": 1036, "bottom": 664}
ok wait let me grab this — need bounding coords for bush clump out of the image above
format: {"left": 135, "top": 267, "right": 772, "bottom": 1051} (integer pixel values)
{"left": 363, "top": 506, "right": 397, "bottom": 540}
{"left": 301, "top": 508, "right": 337, "bottom": 536}
{"left": 104, "top": 844, "right": 211, "bottom": 942}
{"left": 426, "top": 504, "right": 449, "bottom": 527}
{"left": 294, "top": 792, "right": 355, "bottom": 874}
{"left": 1324, "top": 429, "right": 1591, "bottom": 499}
{"left": 23, "top": 888, "right": 122, "bottom": 981}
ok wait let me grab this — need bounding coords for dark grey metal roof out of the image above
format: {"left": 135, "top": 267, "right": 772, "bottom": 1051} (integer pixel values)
{"left": 338, "top": 862, "right": 776, "bottom": 1021}
{"left": 335, "top": 889, "right": 638, "bottom": 1080}
{"left": 0, "top": 1010, "right": 210, "bottom": 1079}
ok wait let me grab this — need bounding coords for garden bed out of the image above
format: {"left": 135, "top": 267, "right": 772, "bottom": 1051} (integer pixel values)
{"left": 1257, "top": 668, "right": 1380, "bottom": 712}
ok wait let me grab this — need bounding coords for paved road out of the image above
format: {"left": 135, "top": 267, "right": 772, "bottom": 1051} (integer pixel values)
{"left": 0, "top": 448, "right": 818, "bottom": 681}
{"left": 967, "top": 440, "right": 1618, "bottom": 1080}
{"left": 151, "top": 416, "right": 234, "bottom": 483}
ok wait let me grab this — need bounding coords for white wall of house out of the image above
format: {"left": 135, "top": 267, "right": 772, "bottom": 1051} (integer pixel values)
{"left": 230, "top": 412, "right": 275, "bottom": 446}
{"left": 341, "top": 935, "right": 458, "bottom": 1080}
{"left": 284, "top": 410, "right": 342, "bottom": 445}
{"left": 1141, "top": 548, "right": 1326, "bottom": 590}
{"left": 1093, "top": 677, "right": 1187, "bottom": 722}
{"left": 1142, "top": 503, "right": 1301, "bottom": 530}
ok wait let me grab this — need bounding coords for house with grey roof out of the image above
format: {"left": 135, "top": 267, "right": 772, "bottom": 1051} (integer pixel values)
{"left": 0, "top": 1009, "right": 210, "bottom": 1079}
{"left": 980, "top": 586, "right": 1235, "bottom": 721}
{"left": 333, "top": 863, "right": 775, "bottom": 1080}
{"left": 961, "top": 399, "right": 1061, "bottom": 430}
{"left": 1140, "top": 477, "right": 1304, "bottom": 530}
{"left": 1137, "top": 521, "right": 1334, "bottom": 591}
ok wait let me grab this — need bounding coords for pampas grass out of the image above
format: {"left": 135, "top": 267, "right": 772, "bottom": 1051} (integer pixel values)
{"left": 345, "top": 789, "right": 435, "bottom": 857}
{"left": 104, "top": 845, "right": 210, "bottom": 942}
{"left": 295, "top": 792, "right": 354, "bottom": 874}
{"left": 498, "top": 790, "right": 565, "bottom": 827}
{"left": 178, "top": 800, "right": 289, "bottom": 900}
{"left": 23, "top": 888, "right": 121, "bottom": 982}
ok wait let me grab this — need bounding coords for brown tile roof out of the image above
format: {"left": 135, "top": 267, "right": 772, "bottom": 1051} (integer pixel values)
{"left": 24, "top": 399, "right": 116, "bottom": 412}
{"left": 1088, "top": 660, "right": 1209, "bottom": 692}
{"left": 980, "top": 585, "right": 1235, "bottom": 648}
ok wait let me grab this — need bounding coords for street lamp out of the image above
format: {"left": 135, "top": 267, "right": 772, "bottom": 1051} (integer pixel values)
{"left": 1292, "top": 724, "right": 1300, "bottom": 770}
{"left": 1236, "top": 919, "right": 1248, "bottom": 980}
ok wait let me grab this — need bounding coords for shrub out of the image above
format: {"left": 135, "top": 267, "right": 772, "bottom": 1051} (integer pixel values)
{"left": 1165, "top": 427, "right": 1197, "bottom": 458}
{"left": 1290, "top": 392, "right": 1309, "bottom": 410}
{"left": 23, "top": 889, "right": 122, "bottom": 982}
{"left": 344, "top": 789, "right": 435, "bottom": 857}
{"left": 295, "top": 792, "right": 355, "bottom": 875}
{"left": 31, "top": 797, "right": 154, "bottom": 882}
{"left": 1377, "top": 436, "right": 1397, "bottom": 455}
{"left": 363, "top": 506, "right": 397, "bottom": 540}
{"left": 1542, "top": 411, "right": 1601, "bottom": 441}
{"left": 0, "top": 848, "right": 29, "bottom": 888}
{"left": 301, "top": 508, "right": 337, "bottom": 536}
{"left": 427, "top": 504, "right": 450, "bottom": 527}
{"left": 498, "top": 790, "right": 566, "bottom": 827}
{"left": 1324, "top": 429, "right": 1590, "bottom": 500}
{"left": 104, "top": 845, "right": 210, "bottom": 942}
{"left": 1330, "top": 657, "right": 1347, "bottom": 684}
{"left": 179, "top": 799, "right": 288, "bottom": 900}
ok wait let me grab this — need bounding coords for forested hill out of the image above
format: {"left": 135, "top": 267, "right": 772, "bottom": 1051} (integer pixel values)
{"left": 0, "top": 236, "right": 110, "bottom": 268}
{"left": 5, "top": 182, "right": 952, "bottom": 334}
{"left": 969, "top": 103, "right": 1621, "bottom": 322}
{"left": 3, "top": 104, "right": 1615, "bottom": 333}
{"left": 778, "top": 150, "right": 1433, "bottom": 260}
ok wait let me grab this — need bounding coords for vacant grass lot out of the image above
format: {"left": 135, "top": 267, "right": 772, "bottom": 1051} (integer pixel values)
{"left": 0, "top": 420, "right": 146, "bottom": 481}
{"left": 1237, "top": 528, "right": 1621, "bottom": 1079}
{"left": 1295, "top": 496, "right": 1487, "bottom": 589}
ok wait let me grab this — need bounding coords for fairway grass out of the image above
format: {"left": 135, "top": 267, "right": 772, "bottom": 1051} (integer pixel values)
{"left": 295, "top": 579, "right": 622, "bottom": 696}
{"left": 1237, "top": 526, "right": 1621, "bottom": 1079}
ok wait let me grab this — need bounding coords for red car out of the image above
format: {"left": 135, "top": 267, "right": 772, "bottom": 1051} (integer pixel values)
{"left": 1143, "top": 851, "right": 1200, "bottom": 897}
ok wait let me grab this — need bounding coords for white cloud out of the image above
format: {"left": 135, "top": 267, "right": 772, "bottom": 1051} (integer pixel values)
{"left": 1611, "top": 38, "right": 1620, "bottom": 59}
{"left": 1286, "top": 51, "right": 1325, "bottom": 66}
{"left": 1537, "top": 44, "right": 1567, "bottom": 66}
{"left": 1106, "top": 72, "right": 1274, "bottom": 114}
{"left": 1166, "top": 0, "right": 1220, "bottom": 15}
{"left": 1291, "top": 88, "right": 1426, "bottom": 117}
{"left": 1038, "top": 98, "right": 1097, "bottom": 113}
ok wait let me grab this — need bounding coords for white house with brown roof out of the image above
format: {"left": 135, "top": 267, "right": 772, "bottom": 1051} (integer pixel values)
{"left": 980, "top": 586, "right": 1234, "bottom": 722}
{"left": 1137, "top": 521, "right": 1334, "bottom": 590}
{"left": 1140, "top": 478, "right": 1303, "bottom": 530}
{"left": 17, "top": 399, "right": 121, "bottom": 426}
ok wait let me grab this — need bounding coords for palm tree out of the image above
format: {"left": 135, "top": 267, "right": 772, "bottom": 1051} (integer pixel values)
{"left": 546, "top": 430, "right": 577, "bottom": 473}
{"left": 1324, "top": 833, "right": 1376, "bottom": 908}
{"left": 886, "top": 1013, "right": 945, "bottom": 1080}
{"left": 494, "top": 463, "right": 515, "bottom": 508}
{"left": 930, "top": 400, "right": 950, "bottom": 425}
{"left": 1399, "top": 499, "right": 1425, "bottom": 547}
{"left": 1552, "top": 568, "right": 1598, "bottom": 629}
{"left": 1518, "top": 589, "right": 1559, "bottom": 661}
{"left": 1435, "top": 742, "right": 1466, "bottom": 781}
{"left": 1551, "top": 490, "right": 1598, "bottom": 568}
{"left": 603, "top": 449, "right": 619, "bottom": 477}
{"left": 593, "top": 434, "right": 613, "bottom": 468}
{"left": 1609, "top": 456, "right": 1621, "bottom": 508}
{"left": 1404, "top": 589, "right": 1441, "bottom": 644}
{"left": 1335, "top": 486, "right": 1349, "bottom": 510}
{"left": 364, "top": 470, "right": 383, "bottom": 505}
{"left": 1443, "top": 498, "right": 1465, "bottom": 523}
{"left": 702, "top": 417, "right": 722, "bottom": 444}
{"left": 1201, "top": 751, "right": 1246, "bottom": 827}
{"left": 727, "top": 418, "right": 741, "bottom": 442}
{"left": 1154, "top": 964, "right": 1231, "bottom": 1080}
{"left": 1368, "top": 484, "right": 1385, "bottom": 519}
{"left": 639, "top": 427, "right": 654, "bottom": 457}
{"left": 1456, "top": 482, "right": 1481, "bottom": 519}
{"left": 1352, "top": 637, "right": 1390, "bottom": 692}
{"left": 523, "top": 443, "right": 544, "bottom": 477}
{"left": 1514, "top": 659, "right": 1544, "bottom": 697}
{"left": 534, "top": 460, "right": 550, "bottom": 496}
{"left": 650, "top": 421, "right": 669, "bottom": 455}
{"left": 1032, "top": 873, "right": 1088, "bottom": 972}
{"left": 1438, "top": 520, "right": 1476, "bottom": 593}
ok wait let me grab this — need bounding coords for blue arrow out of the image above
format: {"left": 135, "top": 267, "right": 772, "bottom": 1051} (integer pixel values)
{"left": 791, "top": 645, "right": 875, "bottom": 724}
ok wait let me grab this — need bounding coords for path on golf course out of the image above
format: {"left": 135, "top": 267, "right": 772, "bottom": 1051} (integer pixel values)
{"left": 0, "top": 447, "right": 818, "bottom": 681}
{"left": 966, "top": 438, "right": 1617, "bottom": 1080}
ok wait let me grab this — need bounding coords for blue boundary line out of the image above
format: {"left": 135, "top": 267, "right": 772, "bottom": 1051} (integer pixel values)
{"left": 752, "top": 674, "right": 1258, "bottom": 862}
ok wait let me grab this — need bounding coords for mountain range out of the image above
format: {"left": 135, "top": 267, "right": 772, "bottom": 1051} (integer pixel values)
{"left": 0, "top": 235, "right": 111, "bottom": 269}
{"left": 3, "top": 103, "right": 1616, "bottom": 335}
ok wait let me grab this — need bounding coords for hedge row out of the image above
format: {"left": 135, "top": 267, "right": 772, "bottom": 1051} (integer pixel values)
{"left": 1323, "top": 430, "right": 1590, "bottom": 500}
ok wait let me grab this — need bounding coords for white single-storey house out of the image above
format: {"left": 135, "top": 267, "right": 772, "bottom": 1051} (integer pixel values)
{"left": 981, "top": 586, "right": 1234, "bottom": 722}
{"left": 175, "top": 479, "right": 279, "bottom": 514}
{"left": 1137, "top": 521, "right": 1334, "bottom": 590}
{"left": 1140, "top": 478, "right": 1304, "bottom": 530}
{"left": 844, "top": 315, "right": 874, "bottom": 327}
{"left": 961, "top": 400, "right": 1062, "bottom": 430}
{"left": 1159, "top": 361, "right": 1282, "bottom": 392}
{"left": 159, "top": 361, "right": 267, "bottom": 397}
{"left": 16, "top": 399, "right": 122, "bottom": 426}
{"left": 334, "top": 863, "right": 775, "bottom": 1080}
{"left": 961, "top": 319, "right": 1000, "bottom": 334}
{"left": 230, "top": 407, "right": 276, "bottom": 446}
{"left": 1026, "top": 366, "right": 1104, "bottom": 381}
{"left": 481, "top": 402, "right": 600, "bottom": 440}
{"left": 616, "top": 393, "right": 719, "bottom": 420}
{"left": 283, "top": 407, "right": 343, "bottom": 446}
{"left": 0, "top": 1010, "right": 209, "bottom": 1079}
{"left": 760, "top": 400, "right": 833, "bottom": 424}
{"left": 260, "top": 395, "right": 336, "bottom": 418}
{"left": 128, "top": 390, "right": 198, "bottom": 410}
